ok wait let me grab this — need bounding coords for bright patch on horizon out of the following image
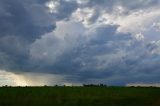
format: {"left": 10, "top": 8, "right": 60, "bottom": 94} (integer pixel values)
{"left": 0, "top": 70, "right": 28, "bottom": 86}
{"left": 0, "top": 70, "right": 64, "bottom": 86}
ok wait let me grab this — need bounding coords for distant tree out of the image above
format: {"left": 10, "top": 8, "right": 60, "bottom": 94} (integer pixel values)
{"left": 44, "top": 85, "right": 48, "bottom": 87}
{"left": 83, "top": 84, "right": 107, "bottom": 87}
{"left": 56, "top": 85, "right": 59, "bottom": 87}
{"left": 100, "top": 84, "right": 107, "bottom": 87}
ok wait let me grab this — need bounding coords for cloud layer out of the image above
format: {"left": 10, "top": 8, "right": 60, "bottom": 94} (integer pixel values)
{"left": 0, "top": 0, "right": 160, "bottom": 86}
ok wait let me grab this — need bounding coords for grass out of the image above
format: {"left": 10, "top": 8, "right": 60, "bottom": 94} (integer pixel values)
{"left": 0, "top": 86, "right": 160, "bottom": 106}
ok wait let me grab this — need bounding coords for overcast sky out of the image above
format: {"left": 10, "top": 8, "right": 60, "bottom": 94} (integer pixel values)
{"left": 0, "top": 0, "right": 160, "bottom": 86}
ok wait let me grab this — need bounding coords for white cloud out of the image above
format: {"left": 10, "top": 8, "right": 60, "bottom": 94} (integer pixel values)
{"left": 152, "top": 22, "right": 160, "bottom": 31}
{"left": 149, "top": 40, "right": 160, "bottom": 55}
{"left": 71, "top": 2, "right": 160, "bottom": 41}
{"left": 117, "top": 9, "right": 160, "bottom": 33}
{"left": 135, "top": 33, "right": 144, "bottom": 41}
{"left": 45, "top": 0, "right": 60, "bottom": 13}
{"left": 30, "top": 20, "right": 85, "bottom": 63}
{"left": 71, "top": 7, "right": 96, "bottom": 26}
{"left": 96, "top": 7, "right": 160, "bottom": 34}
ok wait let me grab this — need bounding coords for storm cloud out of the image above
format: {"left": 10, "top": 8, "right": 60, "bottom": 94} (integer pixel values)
{"left": 0, "top": 0, "right": 160, "bottom": 86}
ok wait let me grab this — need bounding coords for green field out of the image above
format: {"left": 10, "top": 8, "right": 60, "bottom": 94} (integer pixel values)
{"left": 0, "top": 87, "right": 160, "bottom": 106}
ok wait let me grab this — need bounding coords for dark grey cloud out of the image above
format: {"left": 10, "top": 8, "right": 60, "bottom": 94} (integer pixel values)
{"left": 0, "top": 0, "right": 78, "bottom": 71}
{"left": 0, "top": 0, "right": 53, "bottom": 40}
{"left": 53, "top": 0, "right": 78, "bottom": 19}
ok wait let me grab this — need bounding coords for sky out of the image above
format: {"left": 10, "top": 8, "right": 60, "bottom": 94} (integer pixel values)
{"left": 0, "top": 0, "right": 160, "bottom": 86}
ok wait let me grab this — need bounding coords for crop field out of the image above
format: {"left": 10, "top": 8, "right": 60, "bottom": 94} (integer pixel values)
{"left": 0, "top": 87, "right": 160, "bottom": 106}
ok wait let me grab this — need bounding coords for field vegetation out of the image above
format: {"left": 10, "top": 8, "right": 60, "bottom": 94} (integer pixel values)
{"left": 0, "top": 86, "right": 160, "bottom": 106}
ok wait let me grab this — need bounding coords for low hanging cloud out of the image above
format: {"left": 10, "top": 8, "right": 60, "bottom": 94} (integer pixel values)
{"left": 0, "top": 0, "right": 160, "bottom": 86}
